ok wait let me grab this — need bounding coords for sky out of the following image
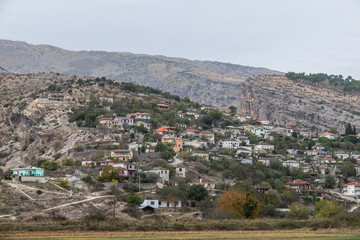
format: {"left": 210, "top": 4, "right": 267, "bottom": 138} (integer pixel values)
{"left": 0, "top": 0, "right": 359, "bottom": 78}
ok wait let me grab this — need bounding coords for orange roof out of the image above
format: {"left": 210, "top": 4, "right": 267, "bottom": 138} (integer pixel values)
{"left": 257, "top": 118, "right": 269, "bottom": 121}
{"left": 323, "top": 157, "right": 335, "bottom": 161}
{"left": 202, "top": 131, "right": 214, "bottom": 134}
{"left": 115, "top": 117, "right": 132, "bottom": 120}
{"left": 157, "top": 104, "right": 170, "bottom": 107}
{"left": 154, "top": 126, "right": 173, "bottom": 132}
{"left": 218, "top": 107, "right": 230, "bottom": 110}
{"left": 128, "top": 112, "right": 150, "bottom": 116}
{"left": 320, "top": 133, "right": 335, "bottom": 136}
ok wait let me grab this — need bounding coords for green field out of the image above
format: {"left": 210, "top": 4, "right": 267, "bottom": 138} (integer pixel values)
{"left": 1, "top": 230, "right": 360, "bottom": 240}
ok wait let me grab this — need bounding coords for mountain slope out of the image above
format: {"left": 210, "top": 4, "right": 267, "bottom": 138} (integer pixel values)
{"left": 0, "top": 39, "right": 282, "bottom": 107}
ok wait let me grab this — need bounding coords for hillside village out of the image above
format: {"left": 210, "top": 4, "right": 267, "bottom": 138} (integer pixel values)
{"left": 0, "top": 72, "right": 360, "bottom": 221}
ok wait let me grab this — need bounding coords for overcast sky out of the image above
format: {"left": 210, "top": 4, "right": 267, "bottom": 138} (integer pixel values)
{"left": 0, "top": 0, "right": 359, "bottom": 78}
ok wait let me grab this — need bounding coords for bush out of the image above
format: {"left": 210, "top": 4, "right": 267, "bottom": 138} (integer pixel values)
{"left": 62, "top": 158, "right": 73, "bottom": 166}
{"left": 315, "top": 200, "right": 342, "bottom": 218}
{"left": 59, "top": 179, "right": 69, "bottom": 188}
{"left": 36, "top": 190, "right": 43, "bottom": 195}
{"left": 41, "top": 161, "right": 59, "bottom": 171}
{"left": 122, "top": 183, "right": 139, "bottom": 193}
{"left": 288, "top": 203, "right": 310, "bottom": 220}
{"left": 126, "top": 195, "right": 144, "bottom": 205}
{"left": 84, "top": 206, "right": 108, "bottom": 221}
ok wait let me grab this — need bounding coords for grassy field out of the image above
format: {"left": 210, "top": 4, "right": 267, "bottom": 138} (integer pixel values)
{"left": 1, "top": 230, "right": 360, "bottom": 240}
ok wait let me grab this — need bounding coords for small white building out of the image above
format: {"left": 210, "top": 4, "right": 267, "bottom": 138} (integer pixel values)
{"left": 221, "top": 140, "right": 241, "bottom": 149}
{"left": 127, "top": 112, "right": 151, "bottom": 120}
{"left": 113, "top": 117, "right": 134, "bottom": 126}
{"left": 342, "top": 182, "right": 360, "bottom": 196}
{"left": 135, "top": 121, "right": 152, "bottom": 130}
{"left": 334, "top": 152, "right": 350, "bottom": 160}
{"left": 148, "top": 167, "right": 169, "bottom": 183}
{"left": 239, "top": 157, "right": 253, "bottom": 165}
{"left": 175, "top": 166, "right": 186, "bottom": 178}
{"left": 254, "top": 142, "right": 275, "bottom": 151}
{"left": 99, "top": 97, "right": 114, "bottom": 103}
{"left": 190, "top": 178, "right": 216, "bottom": 190}
{"left": 283, "top": 160, "right": 300, "bottom": 169}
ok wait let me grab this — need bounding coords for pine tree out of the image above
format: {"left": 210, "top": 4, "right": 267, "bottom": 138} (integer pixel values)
{"left": 345, "top": 123, "right": 352, "bottom": 135}
{"left": 353, "top": 126, "right": 357, "bottom": 135}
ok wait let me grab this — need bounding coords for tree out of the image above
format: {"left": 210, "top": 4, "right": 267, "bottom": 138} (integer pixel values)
{"left": 341, "top": 161, "right": 357, "bottom": 178}
{"left": 59, "top": 178, "right": 69, "bottom": 188}
{"left": 325, "top": 175, "right": 336, "bottom": 188}
{"left": 126, "top": 195, "right": 144, "bottom": 205}
{"left": 229, "top": 106, "right": 237, "bottom": 113}
{"left": 155, "top": 142, "right": 167, "bottom": 152}
{"left": 315, "top": 200, "right": 342, "bottom": 218}
{"left": 41, "top": 161, "right": 59, "bottom": 171}
{"left": 187, "top": 184, "right": 208, "bottom": 202}
{"left": 217, "top": 189, "right": 260, "bottom": 219}
{"left": 100, "top": 165, "right": 124, "bottom": 182}
{"left": 288, "top": 203, "right": 310, "bottom": 219}
{"left": 62, "top": 158, "right": 73, "bottom": 166}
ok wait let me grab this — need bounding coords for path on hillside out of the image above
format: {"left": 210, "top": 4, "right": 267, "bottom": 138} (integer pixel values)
{"left": 329, "top": 190, "right": 360, "bottom": 212}
{"left": 42, "top": 195, "right": 113, "bottom": 211}
{"left": 170, "top": 154, "right": 183, "bottom": 166}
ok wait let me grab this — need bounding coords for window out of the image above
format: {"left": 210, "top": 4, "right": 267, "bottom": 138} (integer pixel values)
{"left": 167, "top": 202, "right": 170, "bottom": 207}
{"left": 159, "top": 201, "right": 161, "bottom": 205}
{"left": 151, "top": 201, "right": 155, "bottom": 205}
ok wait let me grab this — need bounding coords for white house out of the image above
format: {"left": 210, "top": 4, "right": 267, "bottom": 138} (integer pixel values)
{"left": 320, "top": 133, "right": 337, "bottom": 139}
{"left": 283, "top": 160, "right": 300, "bottom": 169}
{"left": 139, "top": 199, "right": 182, "bottom": 209}
{"left": 254, "top": 142, "right": 274, "bottom": 151}
{"left": 334, "top": 152, "right": 350, "bottom": 160}
{"left": 113, "top": 117, "right": 134, "bottom": 126}
{"left": 342, "top": 182, "right": 360, "bottom": 196}
{"left": 99, "top": 118, "right": 113, "bottom": 127}
{"left": 148, "top": 167, "right": 169, "bottom": 183}
{"left": 235, "top": 146, "right": 252, "bottom": 156}
{"left": 135, "top": 121, "right": 152, "bottom": 130}
{"left": 257, "top": 118, "right": 270, "bottom": 125}
{"left": 99, "top": 97, "right": 114, "bottom": 103}
{"left": 221, "top": 140, "right": 241, "bottom": 149}
{"left": 190, "top": 178, "right": 216, "bottom": 190}
{"left": 175, "top": 166, "right": 186, "bottom": 178}
{"left": 239, "top": 157, "right": 253, "bottom": 165}
{"left": 127, "top": 112, "right": 151, "bottom": 120}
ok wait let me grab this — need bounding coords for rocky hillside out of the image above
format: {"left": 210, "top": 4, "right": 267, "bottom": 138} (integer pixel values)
{"left": 0, "top": 39, "right": 282, "bottom": 107}
{"left": 1, "top": 40, "right": 360, "bottom": 131}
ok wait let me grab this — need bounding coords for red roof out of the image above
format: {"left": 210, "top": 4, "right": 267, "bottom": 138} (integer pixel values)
{"left": 157, "top": 104, "right": 170, "bottom": 107}
{"left": 257, "top": 118, "right": 269, "bottom": 122}
{"left": 201, "top": 131, "right": 214, "bottom": 134}
{"left": 218, "top": 107, "right": 230, "bottom": 110}
{"left": 286, "top": 179, "right": 311, "bottom": 186}
{"left": 100, "top": 118, "right": 113, "bottom": 121}
{"left": 343, "top": 182, "right": 360, "bottom": 187}
{"left": 323, "top": 157, "right": 335, "bottom": 161}
{"left": 185, "top": 129, "right": 201, "bottom": 133}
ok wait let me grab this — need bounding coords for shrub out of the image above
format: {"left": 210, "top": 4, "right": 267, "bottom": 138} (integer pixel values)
{"left": 84, "top": 206, "right": 108, "bottom": 221}
{"left": 288, "top": 203, "right": 310, "bottom": 219}
{"left": 62, "top": 158, "right": 73, "bottom": 166}
{"left": 59, "top": 179, "right": 69, "bottom": 188}
{"left": 36, "top": 190, "right": 43, "bottom": 195}
{"left": 315, "top": 200, "right": 342, "bottom": 218}
{"left": 126, "top": 195, "right": 144, "bottom": 205}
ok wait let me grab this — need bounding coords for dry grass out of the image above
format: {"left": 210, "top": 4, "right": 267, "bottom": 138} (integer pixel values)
{"left": 1, "top": 229, "right": 360, "bottom": 240}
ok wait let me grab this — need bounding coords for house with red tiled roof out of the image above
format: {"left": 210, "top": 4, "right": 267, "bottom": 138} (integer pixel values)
{"left": 342, "top": 182, "right": 360, "bottom": 196}
{"left": 218, "top": 107, "right": 231, "bottom": 115}
{"left": 157, "top": 104, "right": 170, "bottom": 110}
{"left": 319, "top": 133, "right": 336, "bottom": 140}
{"left": 99, "top": 118, "right": 113, "bottom": 127}
{"left": 127, "top": 112, "right": 151, "bottom": 120}
{"left": 286, "top": 179, "right": 312, "bottom": 192}
{"left": 154, "top": 126, "right": 175, "bottom": 136}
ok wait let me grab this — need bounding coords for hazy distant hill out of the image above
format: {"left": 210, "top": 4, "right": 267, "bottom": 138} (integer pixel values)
{"left": 0, "top": 39, "right": 282, "bottom": 106}
{"left": 2, "top": 39, "right": 360, "bottom": 131}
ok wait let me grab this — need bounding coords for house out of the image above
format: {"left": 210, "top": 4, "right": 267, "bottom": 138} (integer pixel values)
{"left": 99, "top": 97, "right": 114, "bottom": 103}
{"left": 283, "top": 160, "right": 300, "bottom": 169}
{"left": 218, "top": 107, "right": 231, "bottom": 115}
{"left": 193, "top": 151, "right": 209, "bottom": 160}
{"left": 201, "top": 131, "right": 215, "bottom": 144}
{"left": 238, "top": 136, "right": 250, "bottom": 145}
{"left": 12, "top": 167, "right": 44, "bottom": 177}
{"left": 154, "top": 126, "right": 175, "bottom": 136}
{"left": 252, "top": 128, "right": 271, "bottom": 137}
{"left": 201, "top": 105, "right": 217, "bottom": 111}
{"left": 236, "top": 114, "right": 251, "bottom": 122}
{"left": 182, "top": 139, "right": 192, "bottom": 147}
{"left": 135, "top": 121, "right": 152, "bottom": 130}
{"left": 110, "top": 149, "right": 133, "bottom": 161}
{"left": 161, "top": 135, "right": 175, "bottom": 144}
{"left": 99, "top": 118, "right": 113, "bottom": 127}
{"left": 257, "top": 118, "right": 270, "bottom": 125}
{"left": 320, "top": 133, "right": 336, "bottom": 140}
{"left": 175, "top": 166, "right": 186, "bottom": 178}
{"left": 113, "top": 117, "right": 134, "bottom": 126}
{"left": 254, "top": 184, "right": 270, "bottom": 193}
{"left": 129, "top": 142, "right": 140, "bottom": 151}
{"left": 173, "top": 138, "right": 183, "bottom": 153}
{"left": 127, "top": 112, "right": 151, "bottom": 120}
{"left": 321, "top": 157, "right": 336, "bottom": 164}
{"left": 111, "top": 162, "right": 136, "bottom": 177}
{"left": 235, "top": 146, "right": 252, "bottom": 156}
{"left": 184, "top": 129, "right": 201, "bottom": 137}
{"left": 334, "top": 152, "right": 350, "bottom": 160}
{"left": 148, "top": 167, "right": 170, "bottom": 183}
{"left": 82, "top": 159, "right": 113, "bottom": 167}
{"left": 239, "top": 157, "right": 253, "bottom": 165}
{"left": 139, "top": 199, "right": 182, "bottom": 211}
{"left": 254, "top": 142, "right": 274, "bottom": 151}
{"left": 190, "top": 178, "right": 216, "bottom": 189}
{"left": 191, "top": 140, "right": 208, "bottom": 148}
{"left": 342, "top": 182, "right": 360, "bottom": 196}
{"left": 286, "top": 179, "right": 312, "bottom": 192}
{"left": 221, "top": 140, "right": 241, "bottom": 149}
{"left": 258, "top": 157, "right": 275, "bottom": 166}
{"left": 157, "top": 104, "right": 170, "bottom": 110}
